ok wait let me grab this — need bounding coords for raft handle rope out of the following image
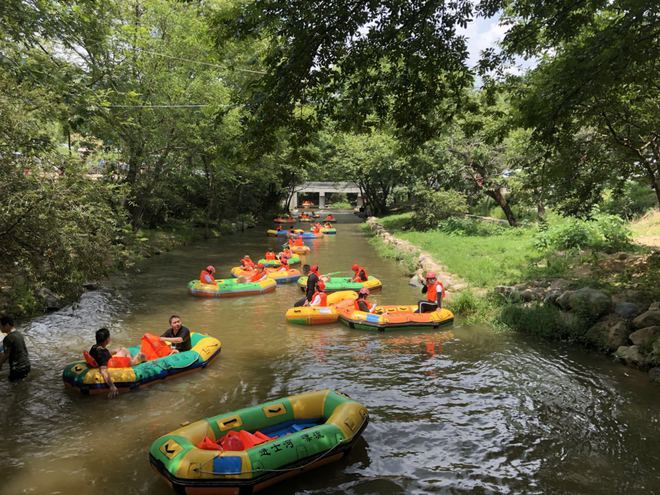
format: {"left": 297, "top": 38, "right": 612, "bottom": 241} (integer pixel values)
{"left": 195, "top": 438, "right": 347, "bottom": 476}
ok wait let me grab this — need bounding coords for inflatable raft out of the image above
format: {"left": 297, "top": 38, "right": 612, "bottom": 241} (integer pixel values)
{"left": 266, "top": 229, "right": 303, "bottom": 237}
{"left": 285, "top": 291, "right": 357, "bottom": 325}
{"left": 296, "top": 231, "right": 323, "bottom": 239}
{"left": 339, "top": 305, "right": 454, "bottom": 331}
{"left": 62, "top": 332, "right": 221, "bottom": 395}
{"left": 320, "top": 227, "right": 336, "bottom": 235}
{"left": 298, "top": 276, "right": 382, "bottom": 293}
{"left": 149, "top": 389, "right": 368, "bottom": 495}
{"left": 273, "top": 217, "right": 295, "bottom": 224}
{"left": 188, "top": 278, "right": 276, "bottom": 298}
{"left": 231, "top": 267, "right": 301, "bottom": 284}
{"left": 257, "top": 254, "right": 301, "bottom": 267}
{"left": 282, "top": 243, "right": 311, "bottom": 255}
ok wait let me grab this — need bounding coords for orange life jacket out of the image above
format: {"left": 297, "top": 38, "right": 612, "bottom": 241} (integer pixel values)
{"left": 426, "top": 281, "right": 445, "bottom": 302}
{"left": 354, "top": 299, "right": 372, "bottom": 312}
{"left": 312, "top": 291, "right": 328, "bottom": 307}
{"left": 295, "top": 237, "right": 303, "bottom": 246}
{"left": 200, "top": 270, "right": 215, "bottom": 284}
{"left": 250, "top": 271, "right": 265, "bottom": 282}
{"left": 265, "top": 252, "right": 276, "bottom": 260}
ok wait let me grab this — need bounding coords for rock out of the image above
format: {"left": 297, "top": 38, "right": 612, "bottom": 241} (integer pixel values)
{"left": 556, "top": 288, "right": 611, "bottom": 318}
{"left": 520, "top": 289, "right": 538, "bottom": 302}
{"left": 556, "top": 290, "right": 573, "bottom": 310}
{"left": 615, "top": 345, "right": 647, "bottom": 367}
{"left": 37, "top": 287, "right": 63, "bottom": 311}
{"left": 549, "top": 278, "right": 570, "bottom": 291}
{"left": 543, "top": 290, "right": 562, "bottom": 306}
{"left": 83, "top": 282, "right": 99, "bottom": 291}
{"left": 629, "top": 326, "right": 660, "bottom": 347}
{"left": 649, "top": 367, "right": 660, "bottom": 383}
{"left": 613, "top": 302, "right": 644, "bottom": 319}
{"left": 408, "top": 274, "right": 423, "bottom": 288}
{"left": 649, "top": 302, "right": 660, "bottom": 311}
{"left": 585, "top": 316, "right": 631, "bottom": 351}
{"left": 632, "top": 310, "right": 660, "bottom": 329}
{"left": 495, "top": 285, "right": 515, "bottom": 297}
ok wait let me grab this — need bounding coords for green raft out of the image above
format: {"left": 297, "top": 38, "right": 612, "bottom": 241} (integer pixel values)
{"left": 297, "top": 275, "right": 383, "bottom": 293}
{"left": 149, "top": 389, "right": 368, "bottom": 494}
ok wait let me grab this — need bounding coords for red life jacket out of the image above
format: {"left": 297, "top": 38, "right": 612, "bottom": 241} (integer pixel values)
{"left": 295, "top": 237, "right": 303, "bottom": 246}
{"left": 250, "top": 271, "right": 265, "bottom": 282}
{"left": 426, "top": 281, "right": 445, "bottom": 302}
{"left": 265, "top": 252, "right": 275, "bottom": 260}
{"left": 354, "top": 299, "right": 373, "bottom": 312}
{"left": 312, "top": 291, "right": 328, "bottom": 306}
{"left": 200, "top": 270, "right": 215, "bottom": 284}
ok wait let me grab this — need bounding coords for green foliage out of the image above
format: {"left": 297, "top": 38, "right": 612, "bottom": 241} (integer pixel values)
{"left": 437, "top": 217, "right": 506, "bottom": 236}
{"left": 601, "top": 182, "right": 658, "bottom": 219}
{"left": 411, "top": 189, "right": 468, "bottom": 230}
{"left": 534, "top": 214, "right": 632, "bottom": 252}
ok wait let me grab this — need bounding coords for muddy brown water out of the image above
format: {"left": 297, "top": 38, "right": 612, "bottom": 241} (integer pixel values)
{"left": 1, "top": 215, "right": 659, "bottom": 495}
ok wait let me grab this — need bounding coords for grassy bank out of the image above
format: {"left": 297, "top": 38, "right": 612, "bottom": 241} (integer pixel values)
{"left": 369, "top": 212, "right": 660, "bottom": 334}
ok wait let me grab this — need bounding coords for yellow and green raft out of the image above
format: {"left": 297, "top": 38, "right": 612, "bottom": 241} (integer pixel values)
{"left": 339, "top": 305, "right": 454, "bottom": 332}
{"left": 62, "top": 332, "right": 221, "bottom": 395}
{"left": 149, "top": 389, "right": 368, "bottom": 494}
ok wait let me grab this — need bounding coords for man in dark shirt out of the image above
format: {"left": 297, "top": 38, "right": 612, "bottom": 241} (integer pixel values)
{"left": 160, "top": 315, "right": 191, "bottom": 352}
{"left": 294, "top": 265, "right": 320, "bottom": 307}
{"left": 89, "top": 327, "right": 145, "bottom": 398}
{"left": 0, "top": 315, "right": 31, "bottom": 382}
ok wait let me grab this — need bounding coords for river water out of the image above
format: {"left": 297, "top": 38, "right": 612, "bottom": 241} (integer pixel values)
{"left": 1, "top": 215, "right": 659, "bottom": 495}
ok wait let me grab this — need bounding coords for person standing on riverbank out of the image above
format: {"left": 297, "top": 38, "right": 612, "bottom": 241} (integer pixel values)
{"left": 0, "top": 316, "right": 31, "bottom": 382}
{"left": 418, "top": 272, "right": 444, "bottom": 313}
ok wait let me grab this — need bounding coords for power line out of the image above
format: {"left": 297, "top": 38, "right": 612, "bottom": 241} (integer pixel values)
{"left": 136, "top": 48, "right": 267, "bottom": 75}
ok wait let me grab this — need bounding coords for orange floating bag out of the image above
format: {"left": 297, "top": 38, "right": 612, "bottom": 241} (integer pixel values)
{"left": 140, "top": 332, "right": 172, "bottom": 361}
{"left": 107, "top": 356, "right": 132, "bottom": 368}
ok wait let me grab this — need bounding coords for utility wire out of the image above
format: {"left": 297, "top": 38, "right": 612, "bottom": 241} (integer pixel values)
{"left": 136, "top": 48, "right": 267, "bottom": 75}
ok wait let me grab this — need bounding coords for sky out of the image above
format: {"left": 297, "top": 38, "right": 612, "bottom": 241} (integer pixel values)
{"left": 461, "top": 13, "right": 537, "bottom": 76}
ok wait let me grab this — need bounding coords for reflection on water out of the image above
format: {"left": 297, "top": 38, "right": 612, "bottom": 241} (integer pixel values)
{"left": 1, "top": 216, "right": 659, "bottom": 495}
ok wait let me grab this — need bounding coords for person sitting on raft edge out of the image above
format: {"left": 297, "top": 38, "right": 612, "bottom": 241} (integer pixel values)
{"left": 351, "top": 264, "right": 369, "bottom": 282}
{"left": 89, "top": 328, "right": 146, "bottom": 398}
{"left": 355, "top": 288, "right": 377, "bottom": 313}
{"left": 309, "top": 280, "right": 328, "bottom": 307}
{"left": 241, "top": 255, "right": 255, "bottom": 269}
{"left": 417, "top": 271, "right": 445, "bottom": 313}
{"left": 160, "top": 315, "right": 192, "bottom": 353}
{"left": 200, "top": 265, "right": 216, "bottom": 284}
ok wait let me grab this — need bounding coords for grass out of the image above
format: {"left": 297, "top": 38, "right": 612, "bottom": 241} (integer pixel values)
{"left": 630, "top": 209, "right": 660, "bottom": 248}
{"left": 379, "top": 212, "right": 537, "bottom": 288}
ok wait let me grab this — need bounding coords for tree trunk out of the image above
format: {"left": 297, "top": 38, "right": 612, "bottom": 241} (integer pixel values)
{"left": 487, "top": 188, "right": 517, "bottom": 227}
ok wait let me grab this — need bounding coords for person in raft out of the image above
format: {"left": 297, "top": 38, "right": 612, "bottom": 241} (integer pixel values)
{"left": 351, "top": 264, "right": 369, "bottom": 282}
{"left": 0, "top": 315, "right": 31, "bottom": 382}
{"left": 264, "top": 250, "right": 277, "bottom": 260}
{"left": 276, "top": 256, "right": 290, "bottom": 272}
{"left": 241, "top": 255, "right": 255, "bottom": 269}
{"left": 323, "top": 222, "right": 333, "bottom": 228}
{"left": 199, "top": 265, "right": 216, "bottom": 284}
{"left": 249, "top": 263, "right": 268, "bottom": 282}
{"left": 294, "top": 264, "right": 319, "bottom": 307}
{"left": 279, "top": 246, "right": 292, "bottom": 261}
{"left": 160, "top": 314, "right": 192, "bottom": 353}
{"left": 417, "top": 271, "right": 445, "bottom": 313}
{"left": 309, "top": 280, "right": 328, "bottom": 306}
{"left": 355, "top": 288, "right": 377, "bottom": 313}
{"left": 89, "top": 328, "right": 146, "bottom": 398}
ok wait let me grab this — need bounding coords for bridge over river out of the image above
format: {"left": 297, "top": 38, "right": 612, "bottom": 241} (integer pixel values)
{"left": 289, "top": 181, "right": 364, "bottom": 209}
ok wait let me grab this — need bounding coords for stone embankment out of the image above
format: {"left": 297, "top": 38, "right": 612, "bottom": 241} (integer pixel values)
{"left": 496, "top": 282, "right": 660, "bottom": 383}
{"left": 366, "top": 217, "right": 472, "bottom": 299}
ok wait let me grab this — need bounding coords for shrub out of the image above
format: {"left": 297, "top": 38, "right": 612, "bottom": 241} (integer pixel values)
{"left": 412, "top": 189, "right": 468, "bottom": 230}
{"left": 534, "top": 214, "right": 632, "bottom": 253}
{"left": 438, "top": 217, "right": 506, "bottom": 236}
{"left": 601, "top": 182, "right": 658, "bottom": 219}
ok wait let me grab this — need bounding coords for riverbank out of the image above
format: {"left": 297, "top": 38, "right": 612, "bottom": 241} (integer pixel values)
{"left": 366, "top": 213, "right": 660, "bottom": 383}
{"left": 0, "top": 217, "right": 256, "bottom": 319}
